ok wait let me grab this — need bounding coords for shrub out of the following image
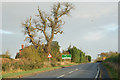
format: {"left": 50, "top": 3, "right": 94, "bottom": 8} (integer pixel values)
{"left": 68, "top": 46, "right": 87, "bottom": 63}
{"left": 104, "top": 54, "right": 118, "bottom": 63}
{"left": 2, "top": 63, "right": 11, "bottom": 72}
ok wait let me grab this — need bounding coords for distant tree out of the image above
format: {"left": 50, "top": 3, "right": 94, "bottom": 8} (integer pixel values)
{"left": 0, "top": 50, "right": 11, "bottom": 58}
{"left": 86, "top": 55, "right": 91, "bottom": 62}
{"left": 22, "top": 2, "right": 73, "bottom": 54}
{"left": 100, "top": 52, "right": 108, "bottom": 57}
{"left": 68, "top": 46, "right": 88, "bottom": 63}
{"left": 80, "top": 51, "right": 85, "bottom": 63}
{"left": 68, "top": 46, "right": 80, "bottom": 63}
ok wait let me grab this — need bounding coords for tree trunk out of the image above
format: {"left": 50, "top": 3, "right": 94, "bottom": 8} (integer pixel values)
{"left": 46, "top": 41, "right": 52, "bottom": 54}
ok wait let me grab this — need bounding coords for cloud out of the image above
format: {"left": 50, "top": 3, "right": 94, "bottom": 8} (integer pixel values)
{"left": 83, "top": 24, "right": 117, "bottom": 41}
{"left": 100, "top": 24, "right": 118, "bottom": 32}
{"left": 73, "top": 3, "right": 117, "bottom": 19}
{"left": 74, "top": 8, "right": 113, "bottom": 19}
{"left": 84, "top": 31, "right": 104, "bottom": 41}
{"left": 0, "top": 29, "right": 14, "bottom": 34}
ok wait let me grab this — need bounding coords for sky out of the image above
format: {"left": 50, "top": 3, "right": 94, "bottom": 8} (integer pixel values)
{"left": 0, "top": 2, "right": 118, "bottom": 59}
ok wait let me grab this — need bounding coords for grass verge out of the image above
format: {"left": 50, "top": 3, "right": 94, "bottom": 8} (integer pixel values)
{"left": 0, "top": 75, "right": 2, "bottom": 80}
{"left": 103, "top": 63, "right": 119, "bottom": 80}
{"left": 2, "top": 63, "right": 77, "bottom": 78}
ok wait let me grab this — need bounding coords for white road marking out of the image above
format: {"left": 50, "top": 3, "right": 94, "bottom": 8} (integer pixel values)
{"left": 57, "top": 69, "right": 79, "bottom": 78}
{"left": 69, "top": 71, "right": 74, "bottom": 74}
{"left": 75, "top": 69, "right": 78, "bottom": 71}
{"left": 95, "top": 66, "right": 100, "bottom": 79}
{"left": 57, "top": 74, "right": 65, "bottom": 78}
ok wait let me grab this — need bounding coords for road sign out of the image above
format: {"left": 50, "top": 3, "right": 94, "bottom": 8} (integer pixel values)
{"left": 62, "top": 54, "right": 71, "bottom": 59}
{"left": 48, "top": 53, "right": 52, "bottom": 58}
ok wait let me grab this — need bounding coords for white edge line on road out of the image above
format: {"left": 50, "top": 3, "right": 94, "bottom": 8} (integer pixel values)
{"left": 95, "top": 66, "right": 100, "bottom": 79}
{"left": 57, "top": 74, "right": 65, "bottom": 78}
{"left": 69, "top": 71, "right": 74, "bottom": 74}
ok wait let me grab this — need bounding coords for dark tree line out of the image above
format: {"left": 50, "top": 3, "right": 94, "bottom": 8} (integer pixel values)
{"left": 68, "top": 46, "right": 91, "bottom": 63}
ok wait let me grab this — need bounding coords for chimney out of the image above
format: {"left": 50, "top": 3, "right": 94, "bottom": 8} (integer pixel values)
{"left": 21, "top": 44, "right": 24, "bottom": 49}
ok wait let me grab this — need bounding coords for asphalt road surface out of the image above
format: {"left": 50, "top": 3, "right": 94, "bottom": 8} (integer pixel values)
{"left": 25, "top": 63, "right": 98, "bottom": 79}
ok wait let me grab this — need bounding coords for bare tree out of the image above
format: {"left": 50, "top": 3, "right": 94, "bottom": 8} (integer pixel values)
{"left": 22, "top": 2, "right": 73, "bottom": 53}
{"left": 22, "top": 17, "right": 42, "bottom": 48}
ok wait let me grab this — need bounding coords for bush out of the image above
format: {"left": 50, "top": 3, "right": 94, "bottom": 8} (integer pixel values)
{"left": 2, "top": 58, "right": 44, "bottom": 72}
{"left": 51, "top": 63, "right": 56, "bottom": 67}
{"left": 68, "top": 46, "right": 87, "bottom": 63}
{"left": 2, "top": 41, "right": 63, "bottom": 72}
{"left": 2, "top": 63, "right": 11, "bottom": 72}
{"left": 104, "top": 54, "right": 119, "bottom": 63}
{"left": 12, "top": 62, "right": 20, "bottom": 70}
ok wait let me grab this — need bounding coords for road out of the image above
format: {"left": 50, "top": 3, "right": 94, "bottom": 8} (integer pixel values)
{"left": 25, "top": 63, "right": 99, "bottom": 79}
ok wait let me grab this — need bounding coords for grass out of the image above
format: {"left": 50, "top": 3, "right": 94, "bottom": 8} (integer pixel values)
{"left": 103, "top": 63, "right": 119, "bottom": 80}
{"left": 2, "top": 63, "right": 77, "bottom": 78}
{"left": 0, "top": 74, "right": 2, "bottom": 80}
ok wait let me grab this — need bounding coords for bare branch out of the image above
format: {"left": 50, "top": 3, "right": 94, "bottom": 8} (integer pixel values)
{"left": 58, "top": 3, "right": 73, "bottom": 18}
{"left": 37, "top": 7, "right": 50, "bottom": 41}
{"left": 47, "top": 17, "right": 54, "bottom": 28}
{"left": 22, "top": 2, "right": 73, "bottom": 53}
{"left": 54, "top": 31, "right": 63, "bottom": 34}
{"left": 38, "top": 7, "right": 46, "bottom": 23}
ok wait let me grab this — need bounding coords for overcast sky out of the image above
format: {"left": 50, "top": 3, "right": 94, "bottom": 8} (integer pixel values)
{"left": 0, "top": 2, "right": 118, "bottom": 59}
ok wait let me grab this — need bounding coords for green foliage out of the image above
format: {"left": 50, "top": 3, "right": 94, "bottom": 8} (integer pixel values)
{"left": 103, "top": 63, "right": 119, "bottom": 79}
{"left": 101, "top": 52, "right": 118, "bottom": 58}
{"left": 104, "top": 53, "right": 119, "bottom": 63}
{"left": 2, "top": 63, "right": 11, "bottom": 72}
{"left": 68, "top": 46, "right": 78, "bottom": 63}
{"left": 51, "top": 41, "right": 60, "bottom": 53}
{"left": 80, "top": 51, "right": 86, "bottom": 63}
{"left": 16, "top": 45, "right": 42, "bottom": 62}
{"left": 68, "top": 46, "right": 87, "bottom": 63}
{"left": 2, "top": 63, "right": 77, "bottom": 78}
{"left": 95, "top": 52, "right": 119, "bottom": 62}
{"left": 2, "top": 59, "right": 44, "bottom": 72}
{"left": 50, "top": 41, "right": 62, "bottom": 62}
{"left": 20, "top": 63, "right": 43, "bottom": 71}
{"left": 102, "top": 53, "right": 119, "bottom": 80}
{"left": 86, "top": 55, "right": 91, "bottom": 62}
{"left": 6, "top": 41, "right": 62, "bottom": 72}
{"left": 2, "top": 45, "right": 45, "bottom": 72}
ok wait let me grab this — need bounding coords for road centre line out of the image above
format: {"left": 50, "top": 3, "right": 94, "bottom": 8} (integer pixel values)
{"left": 69, "top": 71, "right": 74, "bottom": 74}
{"left": 57, "top": 69, "right": 79, "bottom": 78}
{"left": 75, "top": 69, "right": 78, "bottom": 71}
{"left": 57, "top": 74, "right": 65, "bottom": 78}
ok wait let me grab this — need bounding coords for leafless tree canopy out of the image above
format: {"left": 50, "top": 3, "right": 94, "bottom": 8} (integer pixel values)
{"left": 22, "top": 2, "right": 73, "bottom": 53}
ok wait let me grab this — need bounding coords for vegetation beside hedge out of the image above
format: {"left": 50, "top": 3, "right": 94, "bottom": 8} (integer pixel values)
{"left": 1, "top": 41, "right": 91, "bottom": 76}
{"left": 68, "top": 46, "right": 91, "bottom": 63}
{"left": 94, "top": 51, "right": 119, "bottom": 62}
{"left": 104, "top": 54, "right": 119, "bottom": 63}
{"left": 2, "top": 63, "right": 77, "bottom": 78}
{"left": 102, "top": 53, "right": 120, "bottom": 80}
{"left": 103, "top": 63, "right": 119, "bottom": 79}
